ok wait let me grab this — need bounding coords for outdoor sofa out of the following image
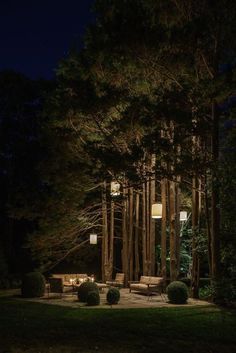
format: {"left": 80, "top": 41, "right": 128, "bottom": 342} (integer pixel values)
{"left": 129, "top": 276, "right": 165, "bottom": 297}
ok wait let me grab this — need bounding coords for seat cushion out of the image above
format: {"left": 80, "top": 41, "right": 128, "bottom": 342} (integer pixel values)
{"left": 130, "top": 283, "right": 148, "bottom": 291}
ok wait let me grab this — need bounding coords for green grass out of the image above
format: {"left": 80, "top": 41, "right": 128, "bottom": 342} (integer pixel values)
{"left": 0, "top": 296, "right": 236, "bottom": 353}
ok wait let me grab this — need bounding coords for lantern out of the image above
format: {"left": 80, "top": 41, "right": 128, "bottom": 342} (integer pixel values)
{"left": 180, "top": 211, "right": 187, "bottom": 222}
{"left": 90, "top": 233, "right": 97, "bottom": 244}
{"left": 152, "top": 203, "right": 162, "bottom": 219}
{"left": 110, "top": 181, "right": 121, "bottom": 196}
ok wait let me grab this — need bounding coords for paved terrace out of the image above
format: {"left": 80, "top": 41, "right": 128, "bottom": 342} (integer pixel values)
{"left": 20, "top": 288, "right": 211, "bottom": 309}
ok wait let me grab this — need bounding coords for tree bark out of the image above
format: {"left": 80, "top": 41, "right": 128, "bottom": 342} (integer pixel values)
{"left": 161, "top": 179, "right": 167, "bottom": 283}
{"left": 211, "top": 101, "right": 221, "bottom": 280}
{"left": 134, "top": 192, "right": 140, "bottom": 281}
{"left": 142, "top": 182, "right": 148, "bottom": 275}
{"left": 102, "top": 181, "right": 109, "bottom": 281}
{"left": 128, "top": 187, "right": 134, "bottom": 281}
{"left": 122, "top": 183, "right": 128, "bottom": 286}
{"left": 150, "top": 155, "right": 156, "bottom": 275}
{"left": 169, "top": 180, "right": 177, "bottom": 281}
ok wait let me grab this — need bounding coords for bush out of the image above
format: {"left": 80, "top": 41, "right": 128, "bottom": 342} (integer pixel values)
{"left": 167, "top": 281, "right": 188, "bottom": 304}
{"left": 77, "top": 281, "right": 99, "bottom": 302}
{"left": 87, "top": 291, "right": 100, "bottom": 306}
{"left": 106, "top": 287, "right": 120, "bottom": 305}
{"left": 21, "top": 272, "right": 45, "bottom": 298}
{"left": 199, "top": 285, "right": 214, "bottom": 300}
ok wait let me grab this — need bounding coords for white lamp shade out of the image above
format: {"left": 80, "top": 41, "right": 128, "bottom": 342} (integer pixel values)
{"left": 152, "top": 203, "right": 162, "bottom": 219}
{"left": 110, "top": 181, "right": 121, "bottom": 196}
{"left": 90, "top": 233, "right": 97, "bottom": 244}
{"left": 180, "top": 211, "right": 187, "bottom": 221}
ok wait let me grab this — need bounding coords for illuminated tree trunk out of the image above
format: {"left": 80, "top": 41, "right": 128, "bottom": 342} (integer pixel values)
{"left": 211, "top": 101, "right": 221, "bottom": 281}
{"left": 128, "top": 187, "right": 134, "bottom": 280}
{"left": 169, "top": 180, "right": 177, "bottom": 281}
{"left": 175, "top": 180, "right": 181, "bottom": 276}
{"left": 122, "top": 183, "right": 128, "bottom": 286}
{"left": 134, "top": 192, "right": 140, "bottom": 280}
{"left": 150, "top": 154, "right": 156, "bottom": 276}
{"left": 102, "top": 181, "right": 109, "bottom": 281}
{"left": 142, "top": 182, "right": 148, "bottom": 275}
{"left": 161, "top": 179, "right": 167, "bottom": 282}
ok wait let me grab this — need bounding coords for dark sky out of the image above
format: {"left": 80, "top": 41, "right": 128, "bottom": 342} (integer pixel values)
{"left": 0, "top": 0, "right": 95, "bottom": 79}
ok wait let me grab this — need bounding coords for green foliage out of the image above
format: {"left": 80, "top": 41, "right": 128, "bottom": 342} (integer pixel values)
{"left": 87, "top": 290, "right": 100, "bottom": 306}
{"left": 106, "top": 287, "right": 120, "bottom": 305}
{"left": 167, "top": 281, "right": 188, "bottom": 304}
{"left": 199, "top": 285, "right": 214, "bottom": 301}
{"left": 21, "top": 272, "right": 45, "bottom": 298}
{"left": 211, "top": 278, "right": 236, "bottom": 304}
{"left": 77, "top": 281, "right": 99, "bottom": 302}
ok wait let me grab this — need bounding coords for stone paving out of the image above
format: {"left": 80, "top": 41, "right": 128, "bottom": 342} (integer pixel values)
{"left": 24, "top": 288, "right": 211, "bottom": 309}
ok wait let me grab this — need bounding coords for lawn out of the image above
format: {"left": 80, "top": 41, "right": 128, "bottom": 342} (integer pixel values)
{"left": 0, "top": 296, "right": 236, "bottom": 353}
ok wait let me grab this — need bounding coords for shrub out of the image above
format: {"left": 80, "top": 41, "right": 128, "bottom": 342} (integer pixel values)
{"left": 106, "top": 287, "right": 120, "bottom": 305}
{"left": 87, "top": 291, "right": 100, "bottom": 306}
{"left": 199, "top": 285, "right": 214, "bottom": 300}
{"left": 21, "top": 272, "right": 45, "bottom": 298}
{"left": 167, "top": 281, "right": 188, "bottom": 304}
{"left": 77, "top": 281, "right": 99, "bottom": 302}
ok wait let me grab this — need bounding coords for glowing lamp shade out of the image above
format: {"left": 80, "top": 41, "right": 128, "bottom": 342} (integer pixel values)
{"left": 90, "top": 233, "right": 97, "bottom": 245}
{"left": 180, "top": 211, "right": 187, "bottom": 221}
{"left": 110, "top": 181, "right": 121, "bottom": 196}
{"left": 152, "top": 203, "right": 162, "bottom": 219}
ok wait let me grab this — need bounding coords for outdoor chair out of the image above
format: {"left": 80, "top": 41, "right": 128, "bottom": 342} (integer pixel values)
{"left": 48, "top": 277, "right": 64, "bottom": 298}
{"left": 106, "top": 273, "right": 125, "bottom": 288}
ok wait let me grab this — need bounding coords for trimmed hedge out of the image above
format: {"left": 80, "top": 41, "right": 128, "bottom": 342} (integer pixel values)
{"left": 167, "top": 281, "right": 188, "bottom": 304}
{"left": 107, "top": 287, "right": 120, "bottom": 305}
{"left": 77, "top": 282, "right": 99, "bottom": 302}
{"left": 87, "top": 291, "right": 100, "bottom": 306}
{"left": 21, "top": 272, "right": 45, "bottom": 298}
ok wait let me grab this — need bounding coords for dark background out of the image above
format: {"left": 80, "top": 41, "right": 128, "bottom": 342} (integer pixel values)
{"left": 0, "top": 0, "right": 95, "bottom": 79}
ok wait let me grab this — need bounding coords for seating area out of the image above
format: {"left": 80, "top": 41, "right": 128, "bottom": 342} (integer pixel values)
{"left": 106, "top": 273, "right": 125, "bottom": 288}
{"left": 129, "top": 276, "right": 164, "bottom": 297}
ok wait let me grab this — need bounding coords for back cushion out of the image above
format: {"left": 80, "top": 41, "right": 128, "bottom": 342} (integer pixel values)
{"left": 140, "top": 276, "right": 151, "bottom": 284}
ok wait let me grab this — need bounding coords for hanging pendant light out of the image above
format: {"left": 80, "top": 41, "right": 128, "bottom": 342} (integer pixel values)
{"left": 180, "top": 211, "right": 187, "bottom": 222}
{"left": 90, "top": 233, "right": 97, "bottom": 245}
{"left": 110, "top": 181, "right": 121, "bottom": 196}
{"left": 152, "top": 203, "right": 162, "bottom": 219}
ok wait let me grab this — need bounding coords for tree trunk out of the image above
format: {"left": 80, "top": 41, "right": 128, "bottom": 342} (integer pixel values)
{"left": 169, "top": 180, "right": 177, "bottom": 281}
{"left": 107, "top": 199, "right": 114, "bottom": 280}
{"left": 161, "top": 179, "right": 167, "bottom": 283}
{"left": 175, "top": 180, "right": 181, "bottom": 277}
{"left": 204, "top": 173, "right": 212, "bottom": 277}
{"left": 211, "top": 101, "right": 221, "bottom": 281}
{"left": 150, "top": 155, "right": 156, "bottom": 275}
{"left": 128, "top": 187, "right": 134, "bottom": 281}
{"left": 134, "top": 192, "right": 140, "bottom": 281}
{"left": 102, "top": 181, "right": 109, "bottom": 281}
{"left": 191, "top": 175, "right": 200, "bottom": 298}
{"left": 142, "top": 182, "right": 148, "bottom": 275}
{"left": 122, "top": 183, "right": 129, "bottom": 286}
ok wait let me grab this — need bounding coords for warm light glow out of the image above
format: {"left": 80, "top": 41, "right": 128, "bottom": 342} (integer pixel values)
{"left": 90, "top": 233, "right": 97, "bottom": 244}
{"left": 152, "top": 203, "right": 162, "bottom": 219}
{"left": 110, "top": 181, "right": 121, "bottom": 196}
{"left": 180, "top": 211, "right": 187, "bottom": 221}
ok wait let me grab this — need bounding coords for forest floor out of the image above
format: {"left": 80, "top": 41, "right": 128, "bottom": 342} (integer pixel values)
{"left": 0, "top": 292, "right": 236, "bottom": 353}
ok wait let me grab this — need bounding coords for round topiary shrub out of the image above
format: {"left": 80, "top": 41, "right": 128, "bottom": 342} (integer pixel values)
{"left": 21, "top": 272, "right": 45, "bottom": 298}
{"left": 77, "top": 281, "right": 99, "bottom": 302}
{"left": 106, "top": 287, "right": 120, "bottom": 305}
{"left": 167, "top": 281, "right": 188, "bottom": 304}
{"left": 87, "top": 291, "right": 100, "bottom": 306}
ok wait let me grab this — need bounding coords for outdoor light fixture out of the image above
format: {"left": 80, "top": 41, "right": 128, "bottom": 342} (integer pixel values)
{"left": 90, "top": 233, "right": 97, "bottom": 245}
{"left": 152, "top": 203, "right": 162, "bottom": 219}
{"left": 110, "top": 181, "right": 121, "bottom": 196}
{"left": 180, "top": 211, "right": 187, "bottom": 222}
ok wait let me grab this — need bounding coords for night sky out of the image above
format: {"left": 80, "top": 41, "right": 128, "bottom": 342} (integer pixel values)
{"left": 0, "top": 0, "right": 95, "bottom": 79}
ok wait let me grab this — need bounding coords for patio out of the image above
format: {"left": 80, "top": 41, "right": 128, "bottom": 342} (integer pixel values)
{"left": 22, "top": 288, "right": 211, "bottom": 309}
